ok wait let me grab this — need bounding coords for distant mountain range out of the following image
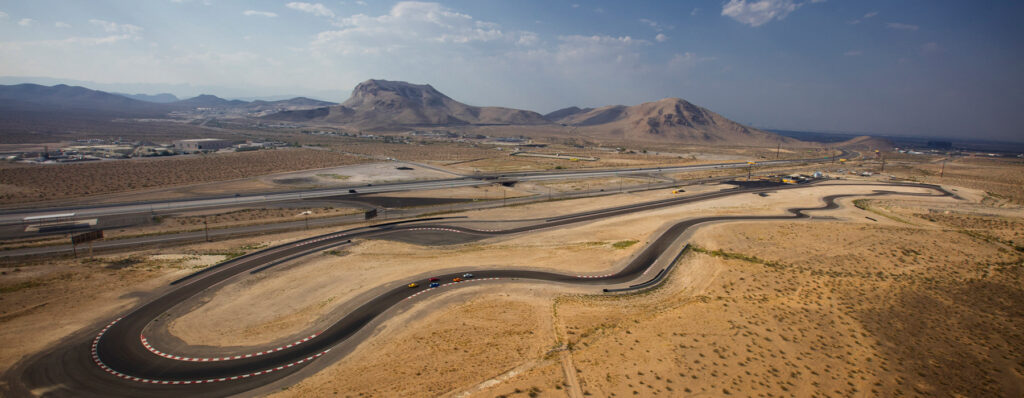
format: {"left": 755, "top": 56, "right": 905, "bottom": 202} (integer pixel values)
{"left": 0, "top": 83, "right": 336, "bottom": 116}
{"left": 116, "top": 92, "right": 180, "bottom": 103}
{"left": 0, "top": 80, "right": 804, "bottom": 145}
{"left": 269, "top": 79, "right": 793, "bottom": 145}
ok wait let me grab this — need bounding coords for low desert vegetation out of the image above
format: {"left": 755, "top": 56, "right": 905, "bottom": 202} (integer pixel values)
{"left": 0, "top": 149, "right": 365, "bottom": 205}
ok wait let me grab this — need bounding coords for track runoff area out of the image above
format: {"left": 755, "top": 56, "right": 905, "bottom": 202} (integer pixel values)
{"left": 8, "top": 180, "right": 952, "bottom": 397}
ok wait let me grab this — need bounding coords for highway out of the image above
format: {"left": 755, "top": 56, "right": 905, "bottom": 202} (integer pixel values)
{"left": 3, "top": 180, "right": 933, "bottom": 398}
{"left": 0, "top": 153, "right": 843, "bottom": 224}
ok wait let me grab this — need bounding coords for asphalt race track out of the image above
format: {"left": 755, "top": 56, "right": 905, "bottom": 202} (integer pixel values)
{"left": 2, "top": 181, "right": 950, "bottom": 397}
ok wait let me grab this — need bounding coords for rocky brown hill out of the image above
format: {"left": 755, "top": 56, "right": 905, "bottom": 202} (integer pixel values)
{"left": 268, "top": 79, "right": 549, "bottom": 128}
{"left": 550, "top": 98, "right": 797, "bottom": 146}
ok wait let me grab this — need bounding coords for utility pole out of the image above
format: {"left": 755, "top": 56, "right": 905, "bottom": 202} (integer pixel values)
{"left": 880, "top": 153, "right": 886, "bottom": 173}
{"left": 776, "top": 142, "right": 781, "bottom": 160}
{"left": 204, "top": 217, "right": 210, "bottom": 242}
{"left": 940, "top": 159, "right": 946, "bottom": 179}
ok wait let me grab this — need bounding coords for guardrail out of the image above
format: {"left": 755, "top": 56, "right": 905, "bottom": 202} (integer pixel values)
{"left": 603, "top": 244, "right": 689, "bottom": 293}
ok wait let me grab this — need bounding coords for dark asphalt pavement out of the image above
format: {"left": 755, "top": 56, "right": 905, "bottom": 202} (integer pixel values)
{"left": 1, "top": 181, "right": 948, "bottom": 398}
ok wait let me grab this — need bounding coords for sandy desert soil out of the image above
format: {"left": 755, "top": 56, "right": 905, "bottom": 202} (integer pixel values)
{"left": 0, "top": 149, "right": 367, "bottom": 206}
{"left": 269, "top": 184, "right": 1021, "bottom": 398}
{"left": 0, "top": 225, "right": 372, "bottom": 372}
{"left": 3, "top": 178, "right": 1018, "bottom": 397}
{"left": 882, "top": 156, "right": 1024, "bottom": 205}
{"left": 103, "top": 206, "right": 364, "bottom": 239}
{"left": 474, "top": 206, "right": 1023, "bottom": 397}
{"left": 262, "top": 161, "right": 461, "bottom": 187}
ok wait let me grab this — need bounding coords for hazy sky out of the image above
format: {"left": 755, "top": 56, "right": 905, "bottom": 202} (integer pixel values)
{"left": 1, "top": 0, "right": 1021, "bottom": 142}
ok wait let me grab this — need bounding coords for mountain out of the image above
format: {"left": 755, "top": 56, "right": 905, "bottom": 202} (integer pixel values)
{"left": 0, "top": 83, "right": 167, "bottom": 115}
{"left": 174, "top": 94, "right": 248, "bottom": 108}
{"left": 267, "top": 79, "right": 549, "bottom": 128}
{"left": 117, "top": 92, "right": 180, "bottom": 103}
{"left": 833, "top": 135, "right": 893, "bottom": 151}
{"left": 551, "top": 98, "right": 796, "bottom": 146}
{"left": 544, "top": 106, "right": 593, "bottom": 122}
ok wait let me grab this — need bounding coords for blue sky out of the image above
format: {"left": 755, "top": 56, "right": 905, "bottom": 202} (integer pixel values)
{"left": 0, "top": 0, "right": 1021, "bottom": 142}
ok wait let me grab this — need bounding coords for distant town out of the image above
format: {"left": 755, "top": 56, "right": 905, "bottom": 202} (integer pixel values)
{"left": 4, "top": 138, "right": 291, "bottom": 164}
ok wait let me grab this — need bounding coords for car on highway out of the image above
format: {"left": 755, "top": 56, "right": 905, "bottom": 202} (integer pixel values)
{"left": 429, "top": 277, "right": 440, "bottom": 282}
{"left": 429, "top": 282, "right": 440, "bottom": 288}
{"left": 453, "top": 277, "right": 462, "bottom": 282}
{"left": 407, "top": 283, "right": 418, "bottom": 288}
{"left": 349, "top": 189, "right": 357, "bottom": 193}
{"left": 462, "top": 273, "right": 474, "bottom": 278}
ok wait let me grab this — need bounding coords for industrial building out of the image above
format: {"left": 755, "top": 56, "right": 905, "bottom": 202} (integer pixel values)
{"left": 173, "top": 139, "right": 237, "bottom": 153}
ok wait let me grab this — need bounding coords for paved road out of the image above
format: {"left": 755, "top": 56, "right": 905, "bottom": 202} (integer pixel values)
{"left": 4, "top": 180, "right": 934, "bottom": 398}
{"left": 0, "top": 153, "right": 844, "bottom": 224}
{"left": 0, "top": 170, "right": 810, "bottom": 258}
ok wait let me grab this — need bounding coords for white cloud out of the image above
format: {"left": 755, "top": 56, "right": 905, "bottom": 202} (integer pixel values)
{"left": 887, "top": 22, "right": 919, "bottom": 31}
{"left": 849, "top": 11, "right": 879, "bottom": 24}
{"left": 571, "top": 4, "right": 580, "bottom": 8}
{"left": 639, "top": 18, "right": 673, "bottom": 32}
{"left": 313, "top": 2, "right": 527, "bottom": 55}
{"left": 243, "top": 10, "right": 278, "bottom": 18}
{"left": 721, "top": 0, "right": 799, "bottom": 27}
{"left": 18, "top": 18, "right": 34, "bottom": 27}
{"left": 655, "top": 33, "right": 668, "bottom": 42}
{"left": 691, "top": 8, "right": 700, "bottom": 16}
{"left": 0, "top": 11, "right": 8, "bottom": 19}
{"left": 90, "top": 19, "right": 143, "bottom": 35}
{"left": 844, "top": 50, "right": 863, "bottom": 56}
{"left": 286, "top": 2, "right": 335, "bottom": 18}
{"left": 55, "top": 21, "right": 72, "bottom": 28}
{"left": 355, "top": 0, "right": 367, "bottom": 5}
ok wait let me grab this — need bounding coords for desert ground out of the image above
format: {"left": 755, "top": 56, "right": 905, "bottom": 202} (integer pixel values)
{"left": 0, "top": 153, "right": 1021, "bottom": 397}
{"left": 0, "top": 148, "right": 367, "bottom": 206}
{"left": 0, "top": 133, "right": 835, "bottom": 208}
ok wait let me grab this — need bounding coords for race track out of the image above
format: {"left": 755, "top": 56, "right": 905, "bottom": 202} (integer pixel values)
{"left": 2, "top": 181, "right": 952, "bottom": 397}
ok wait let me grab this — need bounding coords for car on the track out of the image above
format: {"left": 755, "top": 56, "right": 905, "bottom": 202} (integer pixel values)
{"left": 349, "top": 189, "right": 357, "bottom": 193}
{"left": 453, "top": 277, "right": 462, "bottom": 282}
{"left": 429, "top": 277, "right": 440, "bottom": 282}
{"left": 462, "top": 273, "right": 474, "bottom": 278}
{"left": 429, "top": 282, "right": 440, "bottom": 288}
{"left": 407, "top": 283, "right": 418, "bottom": 288}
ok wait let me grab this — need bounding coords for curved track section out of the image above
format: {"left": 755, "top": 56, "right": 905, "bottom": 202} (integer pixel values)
{"left": 6, "top": 182, "right": 952, "bottom": 397}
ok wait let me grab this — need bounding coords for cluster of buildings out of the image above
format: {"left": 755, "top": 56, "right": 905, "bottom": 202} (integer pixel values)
{"left": 5, "top": 138, "right": 289, "bottom": 164}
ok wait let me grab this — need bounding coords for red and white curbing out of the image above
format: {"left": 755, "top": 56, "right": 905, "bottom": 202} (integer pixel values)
{"left": 91, "top": 318, "right": 330, "bottom": 385}
{"left": 406, "top": 227, "right": 466, "bottom": 234}
{"left": 575, "top": 273, "right": 614, "bottom": 279}
{"left": 140, "top": 333, "right": 319, "bottom": 362}
{"left": 404, "top": 277, "right": 502, "bottom": 300}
